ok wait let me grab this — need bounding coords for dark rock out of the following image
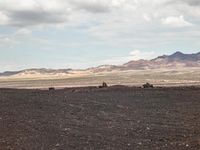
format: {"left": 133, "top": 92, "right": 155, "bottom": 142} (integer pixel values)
{"left": 143, "top": 83, "right": 154, "bottom": 88}
{"left": 99, "top": 82, "right": 108, "bottom": 88}
{"left": 49, "top": 87, "right": 55, "bottom": 91}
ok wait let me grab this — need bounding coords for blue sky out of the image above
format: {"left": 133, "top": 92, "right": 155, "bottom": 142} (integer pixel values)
{"left": 0, "top": 0, "right": 200, "bottom": 71}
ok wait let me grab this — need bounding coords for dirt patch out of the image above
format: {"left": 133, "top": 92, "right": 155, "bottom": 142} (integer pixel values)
{"left": 0, "top": 87, "right": 200, "bottom": 150}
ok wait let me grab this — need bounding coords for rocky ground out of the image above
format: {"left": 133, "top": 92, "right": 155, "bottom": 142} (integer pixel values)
{"left": 0, "top": 86, "right": 200, "bottom": 150}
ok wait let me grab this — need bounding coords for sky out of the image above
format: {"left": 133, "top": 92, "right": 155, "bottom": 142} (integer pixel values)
{"left": 0, "top": 0, "right": 200, "bottom": 71}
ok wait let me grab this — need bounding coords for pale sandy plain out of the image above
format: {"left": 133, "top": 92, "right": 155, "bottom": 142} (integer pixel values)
{"left": 0, "top": 68, "right": 200, "bottom": 89}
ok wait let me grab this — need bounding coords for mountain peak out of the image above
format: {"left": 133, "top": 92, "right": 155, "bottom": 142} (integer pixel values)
{"left": 170, "top": 51, "right": 184, "bottom": 56}
{"left": 156, "top": 51, "right": 200, "bottom": 62}
{"left": 168, "top": 51, "right": 187, "bottom": 59}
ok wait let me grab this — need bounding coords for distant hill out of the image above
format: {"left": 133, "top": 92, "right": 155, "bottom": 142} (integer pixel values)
{"left": 0, "top": 68, "right": 72, "bottom": 77}
{"left": 1, "top": 51, "right": 200, "bottom": 77}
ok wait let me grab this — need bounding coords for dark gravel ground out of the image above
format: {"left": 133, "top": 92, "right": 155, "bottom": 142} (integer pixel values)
{"left": 0, "top": 86, "right": 200, "bottom": 150}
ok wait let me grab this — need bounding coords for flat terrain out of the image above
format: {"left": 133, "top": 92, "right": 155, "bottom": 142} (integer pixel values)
{"left": 1, "top": 68, "right": 200, "bottom": 89}
{"left": 0, "top": 86, "right": 200, "bottom": 150}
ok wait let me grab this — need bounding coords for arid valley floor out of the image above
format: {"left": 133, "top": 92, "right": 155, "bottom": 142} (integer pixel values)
{"left": 1, "top": 68, "right": 200, "bottom": 89}
{"left": 0, "top": 86, "right": 200, "bottom": 150}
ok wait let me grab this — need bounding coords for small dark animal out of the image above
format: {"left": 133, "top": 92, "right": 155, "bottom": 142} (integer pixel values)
{"left": 99, "top": 82, "right": 108, "bottom": 88}
{"left": 49, "top": 87, "right": 55, "bottom": 91}
{"left": 143, "top": 83, "right": 154, "bottom": 88}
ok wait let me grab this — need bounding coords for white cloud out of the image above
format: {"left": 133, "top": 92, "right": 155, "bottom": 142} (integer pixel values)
{"left": 0, "top": 0, "right": 71, "bottom": 27}
{"left": 143, "top": 14, "right": 152, "bottom": 22}
{"left": 129, "top": 50, "right": 156, "bottom": 60}
{"left": 0, "top": 12, "right": 9, "bottom": 25}
{"left": 69, "top": 0, "right": 111, "bottom": 13}
{"left": 161, "top": 15, "right": 193, "bottom": 27}
{"left": 0, "top": 0, "right": 200, "bottom": 71}
{"left": 0, "top": 36, "right": 18, "bottom": 48}
{"left": 0, "top": 0, "right": 198, "bottom": 29}
{"left": 0, "top": 0, "right": 120, "bottom": 27}
{"left": 100, "top": 50, "right": 157, "bottom": 65}
{"left": 0, "top": 0, "right": 199, "bottom": 55}
{"left": 15, "top": 28, "right": 32, "bottom": 36}
{"left": 173, "top": 0, "right": 200, "bottom": 6}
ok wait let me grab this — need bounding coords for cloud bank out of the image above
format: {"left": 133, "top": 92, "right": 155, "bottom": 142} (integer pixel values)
{"left": 0, "top": 0, "right": 198, "bottom": 28}
{"left": 0, "top": 0, "right": 200, "bottom": 71}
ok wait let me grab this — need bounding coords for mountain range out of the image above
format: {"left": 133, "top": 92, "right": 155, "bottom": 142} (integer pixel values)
{"left": 124, "top": 51, "right": 200, "bottom": 69}
{"left": 86, "top": 51, "right": 200, "bottom": 72}
{"left": 1, "top": 51, "right": 200, "bottom": 77}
